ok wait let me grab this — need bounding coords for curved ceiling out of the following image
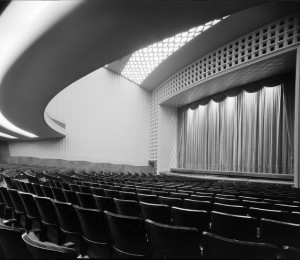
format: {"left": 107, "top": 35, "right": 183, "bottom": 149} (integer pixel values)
{"left": 0, "top": 0, "right": 276, "bottom": 140}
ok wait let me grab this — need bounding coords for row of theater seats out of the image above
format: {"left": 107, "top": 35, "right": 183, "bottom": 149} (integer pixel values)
{"left": 10, "top": 179, "right": 300, "bottom": 225}
{"left": 0, "top": 175, "right": 300, "bottom": 258}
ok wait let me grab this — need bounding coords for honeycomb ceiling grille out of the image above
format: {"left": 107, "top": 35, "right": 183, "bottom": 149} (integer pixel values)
{"left": 121, "top": 19, "right": 224, "bottom": 85}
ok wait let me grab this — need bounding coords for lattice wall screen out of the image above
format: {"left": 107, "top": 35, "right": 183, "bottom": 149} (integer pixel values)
{"left": 149, "top": 13, "right": 300, "bottom": 161}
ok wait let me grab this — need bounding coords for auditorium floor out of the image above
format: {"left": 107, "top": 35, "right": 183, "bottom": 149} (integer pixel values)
{"left": 162, "top": 172, "right": 294, "bottom": 186}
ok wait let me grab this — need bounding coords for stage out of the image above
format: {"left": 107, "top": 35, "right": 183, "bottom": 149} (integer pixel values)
{"left": 160, "top": 168, "right": 294, "bottom": 186}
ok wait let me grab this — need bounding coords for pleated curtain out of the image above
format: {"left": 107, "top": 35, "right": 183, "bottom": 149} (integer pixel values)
{"left": 178, "top": 77, "right": 294, "bottom": 175}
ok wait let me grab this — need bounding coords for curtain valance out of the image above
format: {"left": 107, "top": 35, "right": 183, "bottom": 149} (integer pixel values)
{"left": 183, "top": 73, "right": 294, "bottom": 111}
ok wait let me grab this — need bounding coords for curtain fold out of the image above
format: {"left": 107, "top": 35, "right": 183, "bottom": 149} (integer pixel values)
{"left": 178, "top": 75, "right": 294, "bottom": 175}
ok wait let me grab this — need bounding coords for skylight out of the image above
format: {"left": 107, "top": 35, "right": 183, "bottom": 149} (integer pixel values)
{"left": 121, "top": 18, "right": 224, "bottom": 85}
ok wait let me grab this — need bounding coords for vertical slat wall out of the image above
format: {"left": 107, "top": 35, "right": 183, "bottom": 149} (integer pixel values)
{"left": 9, "top": 68, "right": 151, "bottom": 166}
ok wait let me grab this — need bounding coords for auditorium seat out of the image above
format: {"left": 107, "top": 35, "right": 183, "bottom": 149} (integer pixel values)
{"left": 249, "top": 207, "right": 289, "bottom": 222}
{"left": 52, "top": 200, "right": 82, "bottom": 253}
{"left": 184, "top": 199, "right": 212, "bottom": 212}
{"left": 105, "top": 210, "right": 150, "bottom": 258}
{"left": 239, "top": 196, "right": 262, "bottom": 202}
{"left": 53, "top": 181, "right": 63, "bottom": 189}
{"left": 62, "top": 189, "right": 80, "bottom": 206}
{"left": 69, "top": 184, "right": 80, "bottom": 192}
{"left": 169, "top": 192, "right": 190, "bottom": 200}
{"left": 51, "top": 187, "right": 67, "bottom": 203}
{"left": 34, "top": 196, "right": 62, "bottom": 244}
{"left": 202, "top": 231, "right": 277, "bottom": 259}
{"left": 190, "top": 194, "right": 214, "bottom": 202}
{"left": 0, "top": 186, "right": 15, "bottom": 219}
{"left": 76, "top": 192, "right": 97, "bottom": 209}
{"left": 121, "top": 187, "right": 135, "bottom": 193}
{"left": 7, "top": 189, "right": 29, "bottom": 229}
{"left": 139, "top": 201, "right": 171, "bottom": 224}
{"left": 0, "top": 225, "right": 31, "bottom": 258}
{"left": 260, "top": 218, "right": 300, "bottom": 248}
{"left": 137, "top": 193, "right": 159, "bottom": 204}
{"left": 135, "top": 188, "right": 152, "bottom": 195}
{"left": 171, "top": 207, "right": 209, "bottom": 233}
{"left": 22, "top": 231, "right": 78, "bottom": 258}
{"left": 24, "top": 182, "right": 35, "bottom": 194}
{"left": 119, "top": 191, "right": 138, "bottom": 201}
{"left": 145, "top": 219, "right": 201, "bottom": 258}
{"left": 159, "top": 196, "right": 182, "bottom": 208}
{"left": 32, "top": 184, "right": 45, "bottom": 197}
{"left": 60, "top": 182, "right": 71, "bottom": 191}
{"left": 79, "top": 185, "right": 93, "bottom": 194}
{"left": 114, "top": 198, "right": 141, "bottom": 217}
{"left": 91, "top": 187, "right": 105, "bottom": 196}
{"left": 94, "top": 195, "right": 116, "bottom": 213}
{"left": 274, "top": 203, "right": 300, "bottom": 213}
{"left": 290, "top": 211, "right": 300, "bottom": 224}
{"left": 242, "top": 200, "right": 274, "bottom": 210}
{"left": 41, "top": 185, "right": 54, "bottom": 199}
{"left": 18, "top": 191, "right": 41, "bottom": 230}
{"left": 211, "top": 211, "right": 257, "bottom": 242}
{"left": 151, "top": 190, "right": 168, "bottom": 197}
{"left": 213, "top": 202, "right": 248, "bottom": 215}
{"left": 104, "top": 189, "right": 120, "bottom": 199}
{"left": 74, "top": 206, "right": 112, "bottom": 258}
{"left": 282, "top": 246, "right": 300, "bottom": 260}
{"left": 214, "top": 197, "right": 242, "bottom": 206}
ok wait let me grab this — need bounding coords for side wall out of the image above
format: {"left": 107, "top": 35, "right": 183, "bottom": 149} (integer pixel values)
{"left": 7, "top": 68, "right": 151, "bottom": 171}
{"left": 157, "top": 105, "right": 178, "bottom": 173}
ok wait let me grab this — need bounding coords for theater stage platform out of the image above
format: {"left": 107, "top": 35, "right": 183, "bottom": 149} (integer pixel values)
{"left": 160, "top": 168, "right": 294, "bottom": 186}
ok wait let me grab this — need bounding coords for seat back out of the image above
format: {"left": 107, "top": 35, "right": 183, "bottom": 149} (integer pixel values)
{"left": 159, "top": 196, "right": 182, "bottom": 208}
{"left": 213, "top": 202, "right": 248, "bottom": 215}
{"left": 137, "top": 194, "right": 159, "bottom": 204}
{"left": 24, "top": 183, "right": 35, "bottom": 194}
{"left": 18, "top": 192, "right": 40, "bottom": 219}
{"left": 94, "top": 195, "right": 116, "bottom": 213}
{"left": 145, "top": 219, "right": 201, "bottom": 258}
{"left": 202, "top": 231, "right": 277, "bottom": 259}
{"left": 211, "top": 211, "right": 257, "bottom": 241}
{"left": 40, "top": 185, "right": 54, "bottom": 199}
{"left": 104, "top": 189, "right": 120, "bottom": 199}
{"left": 74, "top": 206, "right": 111, "bottom": 258}
{"left": 51, "top": 187, "right": 66, "bottom": 202}
{"left": 79, "top": 185, "right": 93, "bottom": 194}
{"left": 32, "top": 184, "right": 45, "bottom": 197}
{"left": 22, "top": 232, "right": 77, "bottom": 258}
{"left": 0, "top": 186, "right": 14, "bottom": 209}
{"left": 183, "top": 199, "right": 212, "bottom": 211}
{"left": 190, "top": 195, "right": 214, "bottom": 202}
{"left": 91, "top": 187, "right": 105, "bottom": 196}
{"left": 260, "top": 218, "right": 300, "bottom": 248}
{"left": 52, "top": 200, "right": 80, "bottom": 234}
{"left": 76, "top": 192, "right": 97, "bottom": 209}
{"left": 282, "top": 246, "right": 300, "bottom": 259}
{"left": 105, "top": 211, "right": 149, "bottom": 257}
{"left": 7, "top": 189, "right": 25, "bottom": 213}
{"left": 114, "top": 198, "right": 141, "bottom": 217}
{"left": 249, "top": 207, "right": 289, "bottom": 222}
{"left": 214, "top": 197, "right": 242, "bottom": 206}
{"left": 0, "top": 225, "right": 30, "bottom": 258}
{"left": 140, "top": 202, "right": 171, "bottom": 224}
{"left": 171, "top": 207, "right": 209, "bottom": 233}
{"left": 34, "top": 196, "right": 58, "bottom": 225}
{"left": 62, "top": 189, "right": 80, "bottom": 206}
{"left": 119, "top": 191, "right": 138, "bottom": 201}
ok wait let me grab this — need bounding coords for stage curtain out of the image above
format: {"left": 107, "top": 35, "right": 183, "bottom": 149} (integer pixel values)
{"left": 178, "top": 76, "right": 294, "bottom": 174}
